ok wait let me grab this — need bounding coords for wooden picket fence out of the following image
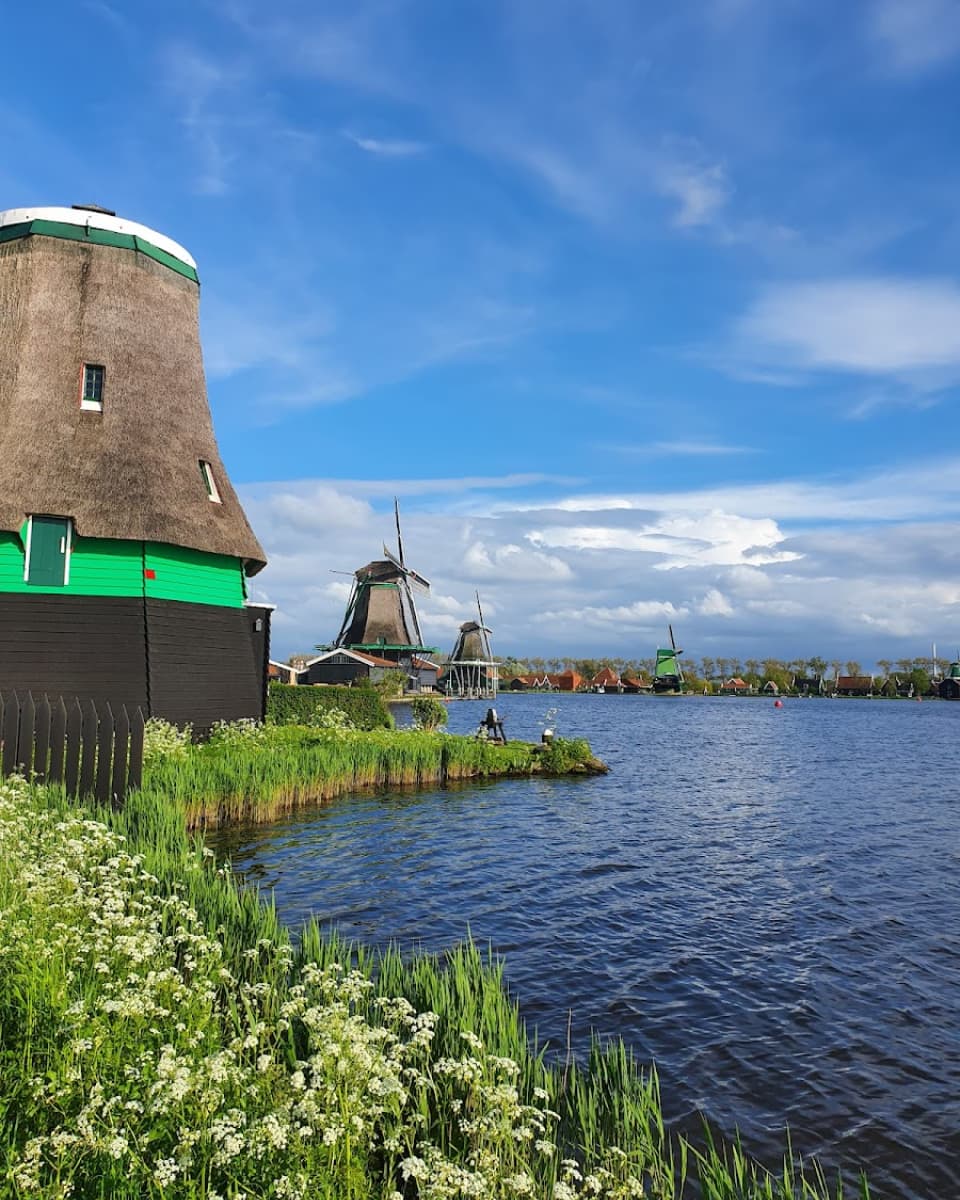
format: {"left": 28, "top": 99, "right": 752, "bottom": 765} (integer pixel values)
{"left": 0, "top": 692, "right": 144, "bottom": 806}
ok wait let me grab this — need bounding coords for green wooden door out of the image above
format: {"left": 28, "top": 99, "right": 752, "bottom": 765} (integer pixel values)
{"left": 27, "top": 516, "right": 70, "bottom": 586}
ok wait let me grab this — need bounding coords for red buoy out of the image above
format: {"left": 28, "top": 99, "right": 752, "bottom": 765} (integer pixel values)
{"left": 774, "top": 699, "right": 783, "bottom": 708}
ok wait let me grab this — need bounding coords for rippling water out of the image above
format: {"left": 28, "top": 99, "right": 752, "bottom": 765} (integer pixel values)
{"left": 209, "top": 695, "right": 960, "bottom": 1198}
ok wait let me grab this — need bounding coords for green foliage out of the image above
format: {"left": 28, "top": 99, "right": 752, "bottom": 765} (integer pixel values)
{"left": 411, "top": 695, "right": 448, "bottom": 730}
{"left": 142, "top": 716, "right": 192, "bottom": 761}
{"left": 371, "top": 668, "right": 407, "bottom": 698}
{"left": 538, "top": 736, "right": 595, "bottom": 774}
{"left": 267, "top": 681, "right": 392, "bottom": 730}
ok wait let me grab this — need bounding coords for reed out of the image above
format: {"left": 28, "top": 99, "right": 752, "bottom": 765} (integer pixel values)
{"left": 141, "top": 726, "right": 601, "bottom": 829}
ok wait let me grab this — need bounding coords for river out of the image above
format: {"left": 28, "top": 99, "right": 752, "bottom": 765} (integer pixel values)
{"left": 208, "top": 694, "right": 960, "bottom": 1199}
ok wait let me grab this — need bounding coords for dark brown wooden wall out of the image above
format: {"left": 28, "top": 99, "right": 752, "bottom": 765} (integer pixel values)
{"left": 303, "top": 661, "right": 368, "bottom": 686}
{"left": 145, "top": 600, "right": 268, "bottom": 731}
{"left": 0, "top": 594, "right": 270, "bottom": 731}
{"left": 0, "top": 595, "right": 148, "bottom": 708}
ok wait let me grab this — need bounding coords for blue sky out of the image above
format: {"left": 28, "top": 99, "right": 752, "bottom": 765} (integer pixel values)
{"left": 5, "top": 0, "right": 960, "bottom": 665}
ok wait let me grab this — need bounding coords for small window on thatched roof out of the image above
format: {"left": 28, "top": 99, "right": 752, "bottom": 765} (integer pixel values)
{"left": 199, "top": 460, "right": 221, "bottom": 503}
{"left": 81, "top": 364, "right": 104, "bottom": 412}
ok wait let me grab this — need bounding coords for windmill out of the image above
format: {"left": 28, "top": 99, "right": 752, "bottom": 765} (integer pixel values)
{"left": 652, "top": 624, "right": 685, "bottom": 694}
{"left": 334, "top": 499, "right": 437, "bottom": 666}
{"left": 445, "top": 592, "right": 499, "bottom": 699}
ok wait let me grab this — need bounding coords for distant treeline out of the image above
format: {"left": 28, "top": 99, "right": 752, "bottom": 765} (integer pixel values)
{"left": 495, "top": 654, "right": 945, "bottom": 693}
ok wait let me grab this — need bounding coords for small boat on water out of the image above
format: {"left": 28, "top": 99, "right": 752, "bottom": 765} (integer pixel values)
{"left": 652, "top": 625, "right": 685, "bottom": 694}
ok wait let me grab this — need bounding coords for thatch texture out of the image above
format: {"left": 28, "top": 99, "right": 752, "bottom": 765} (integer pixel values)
{"left": 0, "top": 234, "right": 265, "bottom": 572}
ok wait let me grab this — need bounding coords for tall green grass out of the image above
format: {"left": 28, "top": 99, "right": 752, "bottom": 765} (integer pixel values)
{"left": 142, "top": 726, "right": 601, "bottom": 828}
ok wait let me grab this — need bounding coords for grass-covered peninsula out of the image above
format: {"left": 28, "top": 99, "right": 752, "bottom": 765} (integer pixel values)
{"left": 142, "top": 720, "right": 606, "bottom": 830}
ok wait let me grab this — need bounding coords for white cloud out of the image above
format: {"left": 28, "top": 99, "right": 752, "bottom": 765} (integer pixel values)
{"left": 540, "top": 599, "right": 685, "bottom": 629}
{"left": 655, "top": 158, "right": 730, "bottom": 228}
{"left": 345, "top": 133, "right": 429, "bottom": 157}
{"left": 698, "top": 588, "right": 734, "bottom": 617}
{"left": 736, "top": 277, "right": 960, "bottom": 385}
{"left": 870, "top": 0, "right": 960, "bottom": 74}
{"left": 463, "top": 541, "right": 573, "bottom": 582}
{"left": 528, "top": 511, "right": 800, "bottom": 569}
{"left": 649, "top": 441, "right": 754, "bottom": 456}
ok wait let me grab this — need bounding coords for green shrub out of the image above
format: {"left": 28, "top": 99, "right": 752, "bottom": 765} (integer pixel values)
{"left": 411, "top": 695, "right": 448, "bottom": 730}
{"left": 267, "top": 682, "right": 392, "bottom": 730}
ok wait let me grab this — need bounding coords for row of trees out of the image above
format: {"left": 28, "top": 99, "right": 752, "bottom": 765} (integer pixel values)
{"left": 497, "top": 654, "right": 947, "bottom": 694}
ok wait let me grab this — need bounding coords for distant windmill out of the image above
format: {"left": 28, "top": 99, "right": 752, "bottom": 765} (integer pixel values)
{"left": 652, "top": 624, "right": 685, "bottom": 694}
{"left": 334, "top": 499, "right": 436, "bottom": 664}
{"left": 444, "top": 592, "right": 499, "bottom": 699}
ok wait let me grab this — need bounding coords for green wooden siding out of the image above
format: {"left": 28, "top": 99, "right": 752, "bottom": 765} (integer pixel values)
{"left": 0, "top": 532, "right": 244, "bottom": 606}
{"left": 144, "top": 544, "right": 245, "bottom": 607}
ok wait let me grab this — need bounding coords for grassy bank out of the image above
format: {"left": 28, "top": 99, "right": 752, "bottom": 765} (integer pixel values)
{"left": 0, "top": 775, "right": 868, "bottom": 1200}
{"left": 142, "top": 725, "right": 607, "bottom": 830}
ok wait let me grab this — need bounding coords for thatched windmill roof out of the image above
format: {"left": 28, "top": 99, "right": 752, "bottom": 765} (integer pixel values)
{"left": 0, "top": 206, "right": 265, "bottom": 573}
{"left": 336, "top": 560, "right": 427, "bottom": 650}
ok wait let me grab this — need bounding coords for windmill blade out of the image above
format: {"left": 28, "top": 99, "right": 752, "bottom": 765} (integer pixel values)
{"left": 406, "top": 568, "right": 431, "bottom": 594}
{"left": 476, "top": 591, "right": 492, "bottom": 634}
{"left": 394, "top": 496, "right": 405, "bottom": 568}
{"left": 383, "top": 543, "right": 431, "bottom": 592}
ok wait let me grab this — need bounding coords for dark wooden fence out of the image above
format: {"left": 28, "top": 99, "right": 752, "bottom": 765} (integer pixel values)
{"left": 0, "top": 692, "right": 144, "bottom": 806}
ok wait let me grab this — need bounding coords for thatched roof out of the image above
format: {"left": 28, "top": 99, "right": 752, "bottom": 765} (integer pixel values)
{"left": 0, "top": 222, "right": 265, "bottom": 573}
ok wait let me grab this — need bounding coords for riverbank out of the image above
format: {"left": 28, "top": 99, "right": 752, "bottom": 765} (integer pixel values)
{"left": 0, "top": 774, "right": 866, "bottom": 1199}
{"left": 142, "top": 724, "right": 608, "bottom": 830}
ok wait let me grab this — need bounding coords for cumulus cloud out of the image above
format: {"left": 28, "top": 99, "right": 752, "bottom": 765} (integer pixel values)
{"left": 239, "top": 460, "right": 960, "bottom": 663}
{"left": 462, "top": 540, "right": 573, "bottom": 581}
{"left": 528, "top": 510, "right": 800, "bottom": 569}
{"left": 698, "top": 588, "right": 734, "bottom": 617}
{"left": 540, "top": 599, "right": 685, "bottom": 629}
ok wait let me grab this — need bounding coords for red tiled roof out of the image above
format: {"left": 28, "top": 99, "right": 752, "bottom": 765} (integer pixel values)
{"left": 351, "top": 649, "right": 399, "bottom": 669}
{"left": 591, "top": 667, "right": 620, "bottom": 687}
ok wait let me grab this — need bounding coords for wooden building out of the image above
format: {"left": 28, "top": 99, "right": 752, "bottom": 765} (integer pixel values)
{"left": 835, "top": 675, "right": 873, "bottom": 696}
{"left": 590, "top": 667, "right": 621, "bottom": 692}
{"left": 300, "top": 648, "right": 440, "bottom": 692}
{"left": 939, "top": 661, "right": 960, "bottom": 700}
{"left": 299, "top": 648, "right": 397, "bottom": 686}
{"left": 721, "top": 676, "right": 750, "bottom": 694}
{"left": 0, "top": 205, "right": 270, "bottom": 729}
{"left": 793, "top": 674, "right": 823, "bottom": 695}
